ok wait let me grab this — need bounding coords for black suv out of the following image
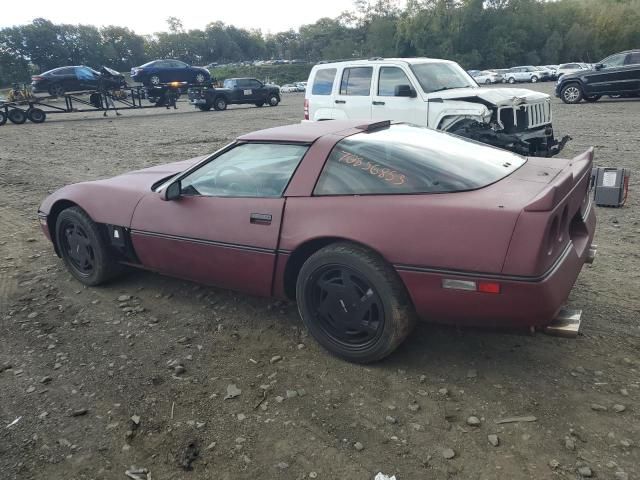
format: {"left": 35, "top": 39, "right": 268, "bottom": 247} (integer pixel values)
{"left": 188, "top": 78, "right": 280, "bottom": 111}
{"left": 556, "top": 50, "right": 640, "bottom": 104}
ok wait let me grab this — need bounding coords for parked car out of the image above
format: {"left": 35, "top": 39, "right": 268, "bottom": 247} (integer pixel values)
{"left": 187, "top": 77, "right": 280, "bottom": 111}
{"left": 304, "top": 58, "right": 568, "bottom": 157}
{"left": 130, "top": 60, "right": 210, "bottom": 87}
{"left": 38, "top": 119, "right": 596, "bottom": 362}
{"left": 470, "top": 70, "right": 503, "bottom": 84}
{"left": 505, "top": 66, "right": 544, "bottom": 83}
{"left": 556, "top": 50, "right": 640, "bottom": 104}
{"left": 31, "top": 66, "right": 126, "bottom": 97}
{"left": 296, "top": 82, "right": 307, "bottom": 92}
{"left": 280, "top": 84, "right": 298, "bottom": 93}
{"left": 534, "top": 66, "right": 554, "bottom": 81}
{"left": 542, "top": 65, "right": 559, "bottom": 80}
{"left": 556, "top": 63, "right": 591, "bottom": 79}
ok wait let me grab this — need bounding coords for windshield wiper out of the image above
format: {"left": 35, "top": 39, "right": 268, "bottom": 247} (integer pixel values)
{"left": 429, "top": 86, "right": 468, "bottom": 93}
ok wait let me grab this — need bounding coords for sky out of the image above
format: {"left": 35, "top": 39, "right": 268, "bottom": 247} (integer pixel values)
{"left": 0, "top": 0, "right": 355, "bottom": 34}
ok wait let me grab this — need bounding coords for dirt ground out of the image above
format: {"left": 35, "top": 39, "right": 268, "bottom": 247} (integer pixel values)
{"left": 1, "top": 84, "right": 639, "bottom": 480}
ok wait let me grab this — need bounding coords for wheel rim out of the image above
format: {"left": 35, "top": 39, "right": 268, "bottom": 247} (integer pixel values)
{"left": 270, "top": 96, "right": 278, "bottom": 106}
{"left": 564, "top": 86, "right": 580, "bottom": 102}
{"left": 8, "top": 109, "right": 26, "bottom": 123}
{"left": 306, "top": 264, "right": 385, "bottom": 350}
{"left": 196, "top": 74, "right": 205, "bottom": 83}
{"left": 50, "top": 85, "right": 64, "bottom": 96}
{"left": 217, "top": 99, "right": 226, "bottom": 109}
{"left": 150, "top": 76, "right": 160, "bottom": 85}
{"left": 532, "top": 77, "right": 538, "bottom": 83}
{"left": 60, "top": 221, "right": 95, "bottom": 276}
{"left": 509, "top": 78, "right": 515, "bottom": 83}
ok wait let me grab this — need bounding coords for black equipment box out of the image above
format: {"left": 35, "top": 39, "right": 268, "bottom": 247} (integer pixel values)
{"left": 591, "top": 167, "right": 629, "bottom": 207}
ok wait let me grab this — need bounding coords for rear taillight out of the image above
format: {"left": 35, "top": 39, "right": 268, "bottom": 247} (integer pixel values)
{"left": 442, "top": 279, "right": 501, "bottom": 294}
{"left": 303, "top": 98, "right": 309, "bottom": 120}
{"left": 31, "top": 76, "right": 44, "bottom": 81}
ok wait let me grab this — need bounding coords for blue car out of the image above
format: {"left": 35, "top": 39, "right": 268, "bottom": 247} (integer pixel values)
{"left": 130, "top": 59, "right": 210, "bottom": 86}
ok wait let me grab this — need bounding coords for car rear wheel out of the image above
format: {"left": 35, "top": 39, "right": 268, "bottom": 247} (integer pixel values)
{"left": 55, "top": 207, "right": 122, "bottom": 286}
{"left": 48, "top": 84, "right": 65, "bottom": 97}
{"left": 508, "top": 77, "right": 516, "bottom": 84}
{"left": 27, "top": 108, "right": 46, "bottom": 123}
{"left": 149, "top": 75, "right": 161, "bottom": 86}
{"left": 8, "top": 108, "right": 27, "bottom": 124}
{"left": 531, "top": 76, "right": 538, "bottom": 83}
{"left": 584, "top": 95, "right": 601, "bottom": 102}
{"left": 296, "top": 242, "right": 416, "bottom": 363}
{"left": 561, "top": 84, "right": 583, "bottom": 104}
{"left": 213, "top": 97, "right": 227, "bottom": 111}
{"left": 194, "top": 73, "right": 206, "bottom": 84}
{"left": 0, "top": 111, "right": 7, "bottom": 126}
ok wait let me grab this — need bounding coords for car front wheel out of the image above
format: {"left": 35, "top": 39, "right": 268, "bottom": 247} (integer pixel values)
{"left": 55, "top": 207, "right": 122, "bottom": 286}
{"left": 561, "top": 84, "right": 583, "bottom": 104}
{"left": 268, "top": 94, "right": 279, "bottom": 106}
{"left": 194, "top": 73, "right": 206, "bottom": 84}
{"left": 149, "top": 75, "right": 161, "bottom": 86}
{"left": 213, "top": 97, "right": 227, "bottom": 111}
{"left": 296, "top": 242, "right": 416, "bottom": 363}
{"left": 48, "top": 84, "right": 65, "bottom": 97}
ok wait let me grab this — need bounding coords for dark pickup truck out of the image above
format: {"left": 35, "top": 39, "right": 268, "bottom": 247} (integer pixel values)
{"left": 188, "top": 78, "right": 280, "bottom": 111}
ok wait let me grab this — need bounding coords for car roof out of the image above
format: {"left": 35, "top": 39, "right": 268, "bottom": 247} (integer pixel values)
{"left": 313, "top": 57, "right": 456, "bottom": 68}
{"left": 238, "top": 120, "right": 385, "bottom": 143}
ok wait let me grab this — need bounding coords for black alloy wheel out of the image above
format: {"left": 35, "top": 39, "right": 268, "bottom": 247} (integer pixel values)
{"left": 59, "top": 219, "right": 96, "bottom": 277}
{"left": 48, "top": 84, "right": 65, "bottom": 97}
{"left": 297, "top": 243, "right": 415, "bottom": 363}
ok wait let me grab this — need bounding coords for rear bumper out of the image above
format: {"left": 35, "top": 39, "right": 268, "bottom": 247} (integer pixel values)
{"left": 397, "top": 204, "right": 596, "bottom": 328}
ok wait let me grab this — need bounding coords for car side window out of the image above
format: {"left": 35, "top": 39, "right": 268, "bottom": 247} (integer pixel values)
{"left": 75, "top": 67, "right": 96, "bottom": 80}
{"left": 340, "top": 67, "right": 373, "bottom": 96}
{"left": 180, "top": 143, "right": 309, "bottom": 198}
{"left": 247, "top": 79, "right": 262, "bottom": 88}
{"left": 54, "top": 67, "right": 75, "bottom": 76}
{"left": 625, "top": 52, "right": 640, "bottom": 65}
{"left": 601, "top": 54, "right": 626, "bottom": 68}
{"left": 377, "top": 67, "right": 412, "bottom": 96}
{"left": 311, "top": 68, "right": 336, "bottom": 95}
{"left": 224, "top": 79, "right": 235, "bottom": 88}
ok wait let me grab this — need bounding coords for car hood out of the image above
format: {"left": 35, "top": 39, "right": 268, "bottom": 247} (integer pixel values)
{"left": 39, "top": 156, "right": 206, "bottom": 227}
{"left": 431, "top": 87, "right": 549, "bottom": 105}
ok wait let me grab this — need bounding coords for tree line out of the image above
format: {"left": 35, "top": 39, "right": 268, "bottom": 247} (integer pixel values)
{"left": 1, "top": 0, "right": 639, "bottom": 85}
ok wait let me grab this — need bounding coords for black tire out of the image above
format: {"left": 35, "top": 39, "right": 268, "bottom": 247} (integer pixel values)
{"left": 149, "top": 75, "right": 161, "bottom": 86}
{"left": 197, "top": 104, "right": 212, "bottom": 111}
{"left": 0, "top": 111, "right": 6, "bottom": 126}
{"left": 48, "top": 84, "right": 65, "bottom": 97}
{"left": 560, "top": 83, "right": 583, "bottom": 104}
{"left": 584, "top": 95, "right": 601, "bottom": 102}
{"left": 296, "top": 242, "right": 416, "bottom": 363}
{"left": 508, "top": 77, "right": 516, "bottom": 84}
{"left": 267, "top": 94, "right": 279, "bottom": 106}
{"left": 213, "top": 96, "right": 227, "bottom": 111}
{"left": 27, "top": 108, "right": 46, "bottom": 123}
{"left": 8, "top": 108, "right": 27, "bottom": 124}
{"left": 531, "top": 76, "right": 538, "bottom": 83}
{"left": 255, "top": 102, "right": 264, "bottom": 107}
{"left": 484, "top": 79, "right": 491, "bottom": 84}
{"left": 55, "top": 207, "right": 122, "bottom": 286}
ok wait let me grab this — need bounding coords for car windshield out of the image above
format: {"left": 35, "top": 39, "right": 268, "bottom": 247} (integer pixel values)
{"left": 314, "top": 124, "right": 526, "bottom": 196}
{"left": 410, "top": 62, "right": 476, "bottom": 93}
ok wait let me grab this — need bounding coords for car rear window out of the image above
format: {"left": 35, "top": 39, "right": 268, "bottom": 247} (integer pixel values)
{"left": 311, "top": 68, "right": 336, "bottom": 95}
{"left": 314, "top": 124, "right": 526, "bottom": 196}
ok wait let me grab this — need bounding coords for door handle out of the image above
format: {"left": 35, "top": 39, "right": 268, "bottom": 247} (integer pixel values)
{"left": 250, "top": 213, "right": 272, "bottom": 225}
{"left": 372, "top": 101, "right": 385, "bottom": 105}
{"left": 335, "top": 99, "right": 346, "bottom": 104}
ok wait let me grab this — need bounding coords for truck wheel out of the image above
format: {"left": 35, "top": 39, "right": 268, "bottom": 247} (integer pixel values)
{"left": 197, "top": 104, "right": 212, "bottom": 111}
{"left": 0, "top": 111, "right": 6, "bottom": 126}
{"left": 213, "top": 97, "right": 227, "bottom": 111}
{"left": 561, "top": 84, "right": 583, "bottom": 104}
{"left": 268, "top": 94, "right": 279, "bottom": 106}
{"left": 27, "top": 108, "right": 46, "bottom": 123}
{"left": 8, "top": 108, "right": 27, "bottom": 124}
{"left": 296, "top": 242, "right": 416, "bottom": 363}
{"left": 584, "top": 95, "right": 601, "bottom": 103}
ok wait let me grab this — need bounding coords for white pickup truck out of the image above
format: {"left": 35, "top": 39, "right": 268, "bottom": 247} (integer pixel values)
{"left": 304, "top": 58, "right": 569, "bottom": 157}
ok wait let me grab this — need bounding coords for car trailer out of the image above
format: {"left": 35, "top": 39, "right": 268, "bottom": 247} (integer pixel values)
{"left": 0, "top": 83, "right": 189, "bottom": 126}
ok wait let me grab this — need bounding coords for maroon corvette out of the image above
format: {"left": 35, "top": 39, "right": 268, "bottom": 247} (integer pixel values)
{"left": 38, "top": 120, "right": 596, "bottom": 362}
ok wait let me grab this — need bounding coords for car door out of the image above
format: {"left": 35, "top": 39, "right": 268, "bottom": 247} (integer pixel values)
{"left": 333, "top": 66, "right": 373, "bottom": 120}
{"left": 246, "top": 79, "right": 264, "bottom": 102}
{"left": 129, "top": 142, "right": 310, "bottom": 296}
{"left": 234, "top": 79, "right": 256, "bottom": 103}
{"left": 371, "top": 65, "right": 420, "bottom": 124}
{"left": 589, "top": 53, "right": 627, "bottom": 94}
{"left": 622, "top": 52, "right": 640, "bottom": 92}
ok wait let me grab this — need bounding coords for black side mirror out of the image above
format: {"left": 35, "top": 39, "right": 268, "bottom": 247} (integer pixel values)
{"left": 395, "top": 84, "right": 417, "bottom": 98}
{"left": 595, "top": 63, "right": 604, "bottom": 70}
{"left": 163, "top": 180, "right": 181, "bottom": 201}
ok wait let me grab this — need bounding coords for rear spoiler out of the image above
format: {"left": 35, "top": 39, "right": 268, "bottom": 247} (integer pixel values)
{"left": 524, "top": 148, "right": 594, "bottom": 212}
